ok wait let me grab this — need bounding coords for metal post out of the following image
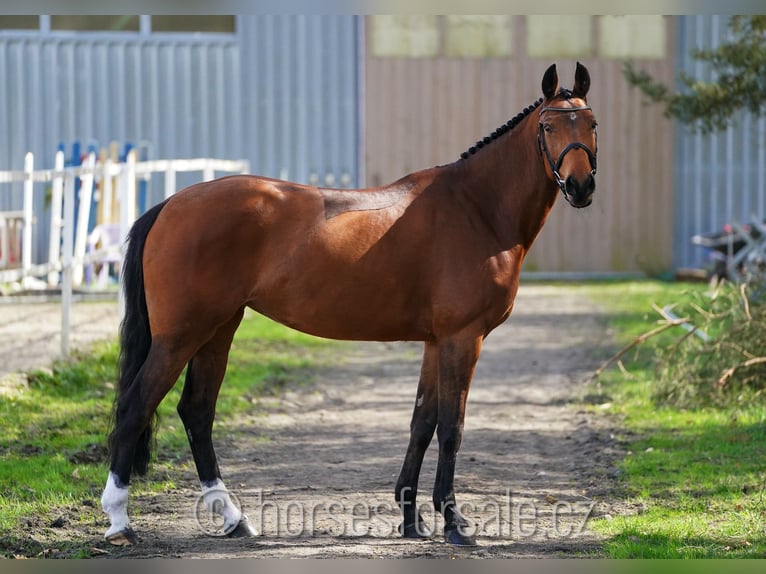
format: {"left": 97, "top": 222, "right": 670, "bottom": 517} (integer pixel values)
{"left": 48, "top": 151, "right": 65, "bottom": 286}
{"left": 61, "top": 172, "right": 76, "bottom": 357}
{"left": 118, "top": 150, "right": 137, "bottom": 320}
{"left": 102, "top": 157, "right": 113, "bottom": 224}
{"left": 203, "top": 161, "right": 215, "bottom": 182}
{"left": 73, "top": 153, "right": 96, "bottom": 287}
{"left": 22, "top": 152, "right": 34, "bottom": 279}
{"left": 126, "top": 150, "right": 137, "bottom": 223}
{"left": 164, "top": 165, "right": 176, "bottom": 199}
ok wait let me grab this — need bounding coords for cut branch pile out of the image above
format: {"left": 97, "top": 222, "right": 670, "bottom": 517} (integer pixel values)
{"left": 593, "top": 281, "right": 766, "bottom": 407}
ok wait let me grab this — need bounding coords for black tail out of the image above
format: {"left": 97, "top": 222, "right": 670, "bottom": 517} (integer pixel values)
{"left": 108, "top": 200, "right": 169, "bottom": 476}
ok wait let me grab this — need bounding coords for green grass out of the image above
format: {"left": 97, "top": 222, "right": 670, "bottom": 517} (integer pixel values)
{"left": 0, "top": 309, "right": 337, "bottom": 557}
{"left": 576, "top": 280, "right": 766, "bottom": 559}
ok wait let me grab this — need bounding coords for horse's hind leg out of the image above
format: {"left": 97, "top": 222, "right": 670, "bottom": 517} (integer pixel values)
{"left": 177, "top": 307, "right": 255, "bottom": 538}
{"left": 395, "top": 342, "right": 438, "bottom": 538}
{"left": 102, "top": 341, "right": 192, "bottom": 545}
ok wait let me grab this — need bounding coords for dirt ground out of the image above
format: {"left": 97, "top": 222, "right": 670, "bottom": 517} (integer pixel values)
{"left": 0, "top": 297, "right": 121, "bottom": 381}
{"left": 1, "top": 285, "right": 628, "bottom": 558}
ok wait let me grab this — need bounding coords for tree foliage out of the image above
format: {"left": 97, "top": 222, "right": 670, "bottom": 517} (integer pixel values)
{"left": 624, "top": 16, "right": 766, "bottom": 133}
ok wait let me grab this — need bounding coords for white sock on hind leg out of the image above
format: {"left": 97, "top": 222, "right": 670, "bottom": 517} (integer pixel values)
{"left": 201, "top": 479, "right": 242, "bottom": 533}
{"left": 101, "top": 471, "right": 130, "bottom": 538}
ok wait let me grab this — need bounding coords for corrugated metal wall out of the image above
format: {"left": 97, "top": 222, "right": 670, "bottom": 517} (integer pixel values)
{"left": 0, "top": 15, "right": 360, "bottom": 263}
{"left": 364, "top": 16, "right": 676, "bottom": 274}
{"left": 674, "top": 15, "right": 766, "bottom": 270}
{"left": 0, "top": 34, "right": 243, "bottom": 199}
{"left": 240, "top": 15, "right": 360, "bottom": 188}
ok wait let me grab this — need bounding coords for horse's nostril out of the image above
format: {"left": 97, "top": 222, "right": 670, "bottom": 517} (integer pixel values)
{"left": 565, "top": 174, "right": 595, "bottom": 195}
{"left": 565, "top": 175, "right": 578, "bottom": 195}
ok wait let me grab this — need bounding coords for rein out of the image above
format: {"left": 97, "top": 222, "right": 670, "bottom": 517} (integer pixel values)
{"left": 537, "top": 105, "right": 598, "bottom": 194}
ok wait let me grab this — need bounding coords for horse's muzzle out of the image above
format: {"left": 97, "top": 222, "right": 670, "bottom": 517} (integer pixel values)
{"left": 563, "top": 173, "right": 595, "bottom": 208}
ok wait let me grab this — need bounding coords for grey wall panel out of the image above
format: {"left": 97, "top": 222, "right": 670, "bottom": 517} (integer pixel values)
{"left": 240, "top": 15, "right": 360, "bottom": 187}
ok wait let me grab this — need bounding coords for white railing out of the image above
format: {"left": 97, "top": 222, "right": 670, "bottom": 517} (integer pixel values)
{"left": 0, "top": 150, "right": 250, "bottom": 356}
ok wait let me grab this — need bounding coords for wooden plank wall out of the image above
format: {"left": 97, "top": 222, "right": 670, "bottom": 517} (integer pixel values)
{"left": 363, "top": 16, "right": 676, "bottom": 274}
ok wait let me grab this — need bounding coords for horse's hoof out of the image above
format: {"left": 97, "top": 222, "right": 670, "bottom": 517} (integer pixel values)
{"left": 399, "top": 521, "right": 433, "bottom": 539}
{"left": 226, "top": 515, "right": 258, "bottom": 538}
{"left": 106, "top": 526, "right": 138, "bottom": 546}
{"left": 444, "top": 526, "right": 477, "bottom": 546}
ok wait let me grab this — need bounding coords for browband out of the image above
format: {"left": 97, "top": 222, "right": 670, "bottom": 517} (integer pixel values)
{"left": 539, "top": 105, "right": 592, "bottom": 114}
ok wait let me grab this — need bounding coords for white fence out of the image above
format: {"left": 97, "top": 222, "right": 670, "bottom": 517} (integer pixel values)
{"left": 0, "top": 151, "right": 250, "bottom": 356}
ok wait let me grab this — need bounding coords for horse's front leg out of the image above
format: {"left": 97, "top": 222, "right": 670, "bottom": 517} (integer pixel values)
{"left": 433, "top": 335, "right": 482, "bottom": 546}
{"left": 395, "top": 342, "right": 438, "bottom": 538}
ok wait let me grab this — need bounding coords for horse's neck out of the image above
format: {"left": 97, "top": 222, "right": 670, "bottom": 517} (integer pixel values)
{"left": 452, "top": 121, "right": 558, "bottom": 251}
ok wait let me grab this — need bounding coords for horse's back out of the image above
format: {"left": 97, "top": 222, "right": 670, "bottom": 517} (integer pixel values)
{"left": 140, "top": 175, "right": 435, "bottom": 340}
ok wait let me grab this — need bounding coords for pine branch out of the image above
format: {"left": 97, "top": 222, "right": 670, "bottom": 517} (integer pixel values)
{"left": 623, "top": 16, "right": 766, "bottom": 133}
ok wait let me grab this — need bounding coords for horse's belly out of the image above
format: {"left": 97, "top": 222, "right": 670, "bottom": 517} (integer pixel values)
{"left": 249, "top": 278, "right": 433, "bottom": 342}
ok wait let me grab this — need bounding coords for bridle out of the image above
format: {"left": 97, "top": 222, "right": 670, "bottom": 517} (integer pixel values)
{"left": 537, "top": 104, "right": 598, "bottom": 194}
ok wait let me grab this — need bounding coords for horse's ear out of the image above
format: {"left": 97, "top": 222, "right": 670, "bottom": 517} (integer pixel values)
{"left": 541, "top": 64, "right": 558, "bottom": 100}
{"left": 573, "top": 62, "right": 590, "bottom": 99}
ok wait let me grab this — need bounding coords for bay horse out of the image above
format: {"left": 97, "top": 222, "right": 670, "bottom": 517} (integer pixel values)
{"left": 101, "top": 62, "right": 598, "bottom": 547}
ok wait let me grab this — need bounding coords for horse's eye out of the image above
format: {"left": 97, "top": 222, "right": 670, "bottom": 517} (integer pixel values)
{"left": 543, "top": 124, "right": 553, "bottom": 133}
{"left": 591, "top": 121, "right": 598, "bottom": 130}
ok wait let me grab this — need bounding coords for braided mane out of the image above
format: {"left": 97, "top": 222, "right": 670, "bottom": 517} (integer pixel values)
{"left": 460, "top": 97, "right": 544, "bottom": 160}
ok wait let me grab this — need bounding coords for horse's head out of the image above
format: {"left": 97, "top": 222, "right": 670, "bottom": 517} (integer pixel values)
{"left": 538, "top": 63, "right": 598, "bottom": 208}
